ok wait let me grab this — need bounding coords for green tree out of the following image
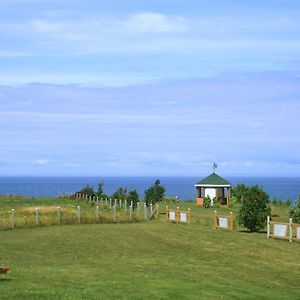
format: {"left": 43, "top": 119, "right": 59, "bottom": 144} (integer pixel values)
{"left": 232, "top": 183, "right": 248, "bottom": 203}
{"left": 289, "top": 199, "right": 300, "bottom": 223}
{"left": 144, "top": 179, "right": 166, "bottom": 206}
{"left": 237, "top": 185, "right": 271, "bottom": 232}
{"left": 112, "top": 187, "right": 128, "bottom": 201}
{"left": 127, "top": 190, "right": 139, "bottom": 209}
{"left": 79, "top": 185, "right": 95, "bottom": 197}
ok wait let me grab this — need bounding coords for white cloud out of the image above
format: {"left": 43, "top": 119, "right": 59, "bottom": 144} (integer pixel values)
{"left": 124, "top": 12, "right": 187, "bottom": 33}
{"left": 34, "top": 159, "right": 49, "bottom": 165}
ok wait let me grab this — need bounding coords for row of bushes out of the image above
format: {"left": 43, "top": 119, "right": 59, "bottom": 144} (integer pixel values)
{"left": 78, "top": 179, "right": 166, "bottom": 207}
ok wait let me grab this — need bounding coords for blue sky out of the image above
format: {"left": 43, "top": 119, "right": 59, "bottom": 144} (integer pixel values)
{"left": 0, "top": 0, "right": 300, "bottom": 176}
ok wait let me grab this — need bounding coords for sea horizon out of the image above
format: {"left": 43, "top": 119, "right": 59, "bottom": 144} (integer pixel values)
{"left": 1, "top": 175, "right": 299, "bottom": 202}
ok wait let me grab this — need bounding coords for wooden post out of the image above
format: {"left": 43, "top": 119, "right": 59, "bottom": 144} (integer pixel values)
{"left": 137, "top": 202, "right": 140, "bottom": 219}
{"left": 267, "top": 216, "right": 270, "bottom": 238}
{"left": 89, "top": 195, "right": 92, "bottom": 206}
{"left": 11, "top": 208, "right": 15, "bottom": 229}
{"left": 57, "top": 207, "right": 61, "bottom": 224}
{"left": 96, "top": 206, "right": 99, "bottom": 222}
{"left": 96, "top": 197, "right": 99, "bottom": 204}
{"left": 176, "top": 207, "right": 180, "bottom": 224}
{"left": 77, "top": 206, "right": 81, "bottom": 224}
{"left": 166, "top": 206, "right": 169, "bottom": 222}
{"left": 125, "top": 200, "right": 127, "bottom": 213}
{"left": 214, "top": 210, "right": 218, "bottom": 229}
{"left": 187, "top": 208, "right": 191, "bottom": 224}
{"left": 110, "top": 198, "right": 112, "bottom": 207}
{"left": 150, "top": 203, "right": 153, "bottom": 216}
{"left": 144, "top": 203, "right": 147, "bottom": 220}
{"left": 289, "top": 218, "right": 293, "bottom": 242}
{"left": 119, "top": 199, "right": 122, "bottom": 209}
{"left": 130, "top": 205, "right": 133, "bottom": 222}
{"left": 113, "top": 205, "right": 116, "bottom": 222}
{"left": 156, "top": 204, "right": 159, "bottom": 219}
{"left": 229, "top": 212, "right": 233, "bottom": 230}
{"left": 35, "top": 208, "right": 39, "bottom": 226}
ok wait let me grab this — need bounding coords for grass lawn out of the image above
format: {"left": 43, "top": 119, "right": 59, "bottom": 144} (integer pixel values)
{"left": 0, "top": 199, "right": 299, "bottom": 299}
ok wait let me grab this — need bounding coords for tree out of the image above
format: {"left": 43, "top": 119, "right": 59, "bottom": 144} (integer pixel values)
{"left": 79, "top": 185, "right": 95, "bottom": 197}
{"left": 144, "top": 179, "right": 166, "bottom": 206}
{"left": 232, "top": 183, "right": 248, "bottom": 203}
{"left": 127, "top": 190, "right": 139, "bottom": 209}
{"left": 96, "top": 182, "right": 104, "bottom": 197}
{"left": 237, "top": 185, "right": 271, "bottom": 232}
{"left": 289, "top": 199, "right": 300, "bottom": 223}
{"left": 112, "top": 187, "right": 128, "bottom": 201}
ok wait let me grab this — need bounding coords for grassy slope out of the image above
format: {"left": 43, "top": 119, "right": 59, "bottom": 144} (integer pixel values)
{"left": 0, "top": 200, "right": 299, "bottom": 299}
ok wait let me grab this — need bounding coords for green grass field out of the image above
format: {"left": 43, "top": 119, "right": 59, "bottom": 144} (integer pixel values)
{"left": 0, "top": 197, "right": 299, "bottom": 299}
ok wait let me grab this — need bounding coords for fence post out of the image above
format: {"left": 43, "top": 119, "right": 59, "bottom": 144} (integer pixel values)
{"left": 137, "top": 202, "right": 140, "bottom": 219}
{"left": 229, "top": 212, "right": 233, "bottom": 230}
{"left": 176, "top": 207, "right": 180, "bottom": 224}
{"left": 96, "top": 206, "right": 99, "bottom": 223}
{"left": 144, "top": 203, "right": 147, "bottom": 220}
{"left": 119, "top": 199, "right": 122, "bottom": 209}
{"left": 150, "top": 204, "right": 153, "bottom": 216}
{"left": 35, "top": 208, "right": 39, "bottom": 226}
{"left": 156, "top": 204, "right": 159, "bottom": 219}
{"left": 166, "top": 206, "right": 169, "bottom": 222}
{"left": 130, "top": 204, "right": 133, "bottom": 222}
{"left": 214, "top": 210, "right": 218, "bottom": 229}
{"left": 11, "top": 209, "right": 15, "bottom": 229}
{"left": 125, "top": 200, "right": 127, "bottom": 213}
{"left": 57, "top": 207, "right": 61, "bottom": 224}
{"left": 113, "top": 205, "right": 116, "bottom": 222}
{"left": 289, "top": 218, "right": 293, "bottom": 242}
{"left": 187, "top": 208, "right": 191, "bottom": 224}
{"left": 267, "top": 216, "right": 270, "bottom": 238}
{"left": 89, "top": 196, "right": 92, "bottom": 206}
{"left": 96, "top": 197, "right": 99, "bottom": 204}
{"left": 77, "top": 206, "right": 81, "bottom": 224}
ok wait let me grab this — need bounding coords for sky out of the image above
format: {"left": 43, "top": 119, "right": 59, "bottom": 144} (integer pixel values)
{"left": 0, "top": 0, "right": 300, "bottom": 176}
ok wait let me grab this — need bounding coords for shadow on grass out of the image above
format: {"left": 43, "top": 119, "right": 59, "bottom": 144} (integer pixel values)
{"left": 0, "top": 277, "right": 13, "bottom": 282}
{"left": 239, "top": 230, "right": 267, "bottom": 234}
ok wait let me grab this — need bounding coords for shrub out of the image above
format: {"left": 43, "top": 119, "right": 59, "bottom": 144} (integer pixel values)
{"left": 232, "top": 184, "right": 248, "bottom": 203}
{"left": 127, "top": 190, "right": 139, "bottom": 209}
{"left": 272, "top": 198, "right": 278, "bottom": 205}
{"left": 144, "top": 180, "right": 166, "bottom": 206}
{"left": 237, "top": 185, "right": 271, "bottom": 232}
{"left": 79, "top": 185, "right": 95, "bottom": 197}
{"left": 286, "top": 198, "right": 292, "bottom": 207}
{"left": 203, "top": 196, "right": 211, "bottom": 208}
{"left": 289, "top": 200, "right": 300, "bottom": 223}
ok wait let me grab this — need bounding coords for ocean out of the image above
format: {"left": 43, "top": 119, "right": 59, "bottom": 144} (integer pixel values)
{"left": 0, "top": 176, "right": 299, "bottom": 202}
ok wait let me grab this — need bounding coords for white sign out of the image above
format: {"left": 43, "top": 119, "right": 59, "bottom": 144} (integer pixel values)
{"left": 180, "top": 212, "right": 187, "bottom": 222}
{"left": 297, "top": 226, "right": 300, "bottom": 240}
{"left": 274, "top": 224, "right": 287, "bottom": 237}
{"left": 169, "top": 211, "right": 176, "bottom": 221}
{"left": 219, "top": 217, "right": 228, "bottom": 228}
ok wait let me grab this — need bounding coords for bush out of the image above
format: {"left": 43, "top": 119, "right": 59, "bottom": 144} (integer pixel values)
{"left": 127, "top": 190, "right": 139, "bottom": 209}
{"left": 203, "top": 196, "right": 211, "bottom": 208}
{"left": 289, "top": 200, "right": 300, "bottom": 223}
{"left": 286, "top": 198, "right": 292, "bottom": 206}
{"left": 237, "top": 185, "right": 271, "bottom": 232}
{"left": 232, "top": 184, "right": 248, "bottom": 203}
{"left": 144, "top": 180, "right": 166, "bottom": 206}
{"left": 79, "top": 185, "right": 95, "bottom": 197}
{"left": 272, "top": 198, "right": 278, "bottom": 205}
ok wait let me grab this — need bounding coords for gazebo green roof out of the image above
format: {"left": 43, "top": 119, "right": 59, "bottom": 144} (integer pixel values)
{"left": 195, "top": 172, "right": 231, "bottom": 186}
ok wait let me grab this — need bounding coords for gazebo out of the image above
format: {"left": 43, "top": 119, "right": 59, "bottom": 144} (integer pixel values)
{"left": 195, "top": 173, "right": 231, "bottom": 207}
